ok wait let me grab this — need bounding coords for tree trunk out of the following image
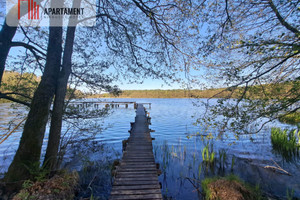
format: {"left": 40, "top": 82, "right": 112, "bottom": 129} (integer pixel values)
{"left": 43, "top": 19, "right": 79, "bottom": 170}
{"left": 0, "top": 1, "right": 41, "bottom": 86}
{"left": 0, "top": 20, "right": 17, "bottom": 87}
{"left": 4, "top": 1, "right": 63, "bottom": 186}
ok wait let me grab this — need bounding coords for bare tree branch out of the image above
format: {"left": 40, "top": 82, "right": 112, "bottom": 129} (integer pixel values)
{"left": 268, "top": 0, "right": 300, "bottom": 36}
{"left": 0, "top": 92, "right": 31, "bottom": 107}
{"left": 10, "top": 41, "right": 46, "bottom": 57}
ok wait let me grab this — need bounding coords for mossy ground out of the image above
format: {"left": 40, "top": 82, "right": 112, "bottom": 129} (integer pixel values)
{"left": 201, "top": 175, "right": 264, "bottom": 200}
{"left": 13, "top": 170, "right": 79, "bottom": 200}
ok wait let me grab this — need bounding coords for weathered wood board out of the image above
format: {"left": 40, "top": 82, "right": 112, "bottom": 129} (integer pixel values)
{"left": 109, "top": 104, "right": 162, "bottom": 200}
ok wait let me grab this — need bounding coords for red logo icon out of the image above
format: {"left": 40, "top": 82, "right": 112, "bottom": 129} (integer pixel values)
{"left": 18, "top": 0, "right": 39, "bottom": 20}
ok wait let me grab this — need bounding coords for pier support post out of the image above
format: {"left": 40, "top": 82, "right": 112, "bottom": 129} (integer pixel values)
{"left": 122, "top": 140, "right": 128, "bottom": 152}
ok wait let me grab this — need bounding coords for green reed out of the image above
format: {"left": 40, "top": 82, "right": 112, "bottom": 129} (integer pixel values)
{"left": 201, "top": 144, "right": 215, "bottom": 165}
{"left": 218, "top": 149, "right": 227, "bottom": 169}
{"left": 271, "top": 127, "right": 300, "bottom": 161}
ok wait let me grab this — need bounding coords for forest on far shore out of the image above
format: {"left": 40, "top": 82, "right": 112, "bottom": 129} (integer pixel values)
{"left": 88, "top": 80, "right": 298, "bottom": 99}
{"left": 1, "top": 70, "right": 298, "bottom": 101}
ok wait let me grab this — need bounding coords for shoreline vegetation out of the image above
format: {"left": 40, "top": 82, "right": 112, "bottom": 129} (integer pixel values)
{"left": 1, "top": 71, "right": 298, "bottom": 102}
{"left": 87, "top": 81, "right": 298, "bottom": 99}
{"left": 88, "top": 89, "right": 226, "bottom": 99}
{"left": 278, "top": 112, "right": 300, "bottom": 126}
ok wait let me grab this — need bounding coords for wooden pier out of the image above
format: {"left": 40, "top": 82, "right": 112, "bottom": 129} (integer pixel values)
{"left": 109, "top": 104, "right": 162, "bottom": 200}
{"left": 68, "top": 101, "right": 151, "bottom": 109}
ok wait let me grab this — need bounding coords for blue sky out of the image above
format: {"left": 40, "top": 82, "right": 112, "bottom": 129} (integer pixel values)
{"left": 116, "top": 79, "right": 182, "bottom": 90}
{"left": 0, "top": 0, "right": 207, "bottom": 91}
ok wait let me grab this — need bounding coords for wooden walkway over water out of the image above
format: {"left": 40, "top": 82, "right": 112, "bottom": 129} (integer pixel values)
{"left": 69, "top": 101, "right": 151, "bottom": 109}
{"left": 109, "top": 104, "right": 162, "bottom": 200}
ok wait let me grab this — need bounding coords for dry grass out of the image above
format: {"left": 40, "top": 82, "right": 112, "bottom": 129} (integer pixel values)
{"left": 13, "top": 171, "right": 79, "bottom": 200}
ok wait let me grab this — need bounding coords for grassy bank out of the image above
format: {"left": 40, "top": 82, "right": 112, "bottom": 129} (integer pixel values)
{"left": 279, "top": 112, "right": 300, "bottom": 125}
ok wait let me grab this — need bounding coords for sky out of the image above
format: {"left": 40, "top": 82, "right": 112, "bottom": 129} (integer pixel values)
{"left": 115, "top": 79, "right": 183, "bottom": 90}
{"left": 0, "top": 0, "right": 208, "bottom": 91}
{"left": 5, "top": 45, "right": 186, "bottom": 90}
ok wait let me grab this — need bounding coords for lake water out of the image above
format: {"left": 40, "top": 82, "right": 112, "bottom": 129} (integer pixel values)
{"left": 0, "top": 98, "right": 299, "bottom": 199}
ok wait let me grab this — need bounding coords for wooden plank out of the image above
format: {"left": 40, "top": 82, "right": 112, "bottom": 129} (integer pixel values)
{"left": 117, "top": 168, "right": 158, "bottom": 172}
{"left": 123, "top": 150, "right": 153, "bottom": 153}
{"left": 122, "top": 158, "right": 154, "bottom": 161}
{"left": 125, "top": 155, "right": 153, "bottom": 158}
{"left": 126, "top": 143, "right": 152, "bottom": 147}
{"left": 119, "top": 164, "right": 157, "bottom": 169}
{"left": 111, "top": 189, "right": 161, "bottom": 195}
{"left": 117, "top": 168, "right": 157, "bottom": 172}
{"left": 125, "top": 151, "right": 153, "bottom": 154}
{"left": 125, "top": 148, "right": 153, "bottom": 151}
{"left": 124, "top": 151, "right": 153, "bottom": 154}
{"left": 126, "top": 147, "right": 153, "bottom": 151}
{"left": 111, "top": 184, "right": 161, "bottom": 190}
{"left": 114, "top": 177, "right": 158, "bottom": 182}
{"left": 125, "top": 146, "right": 152, "bottom": 149}
{"left": 127, "top": 139, "right": 152, "bottom": 142}
{"left": 110, "top": 193, "right": 162, "bottom": 200}
{"left": 122, "top": 159, "right": 155, "bottom": 163}
{"left": 123, "top": 156, "right": 154, "bottom": 159}
{"left": 115, "top": 173, "right": 157, "bottom": 178}
{"left": 126, "top": 144, "right": 152, "bottom": 146}
{"left": 120, "top": 162, "right": 156, "bottom": 166}
{"left": 124, "top": 152, "right": 154, "bottom": 156}
{"left": 122, "top": 158, "right": 155, "bottom": 161}
{"left": 115, "top": 169, "right": 158, "bottom": 174}
{"left": 126, "top": 142, "right": 152, "bottom": 145}
{"left": 113, "top": 180, "right": 159, "bottom": 186}
{"left": 123, "top": 156, "right": 155, "bottom": 158}
{"left": 120, "top": 162, "right": 156, "bottom": 165}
